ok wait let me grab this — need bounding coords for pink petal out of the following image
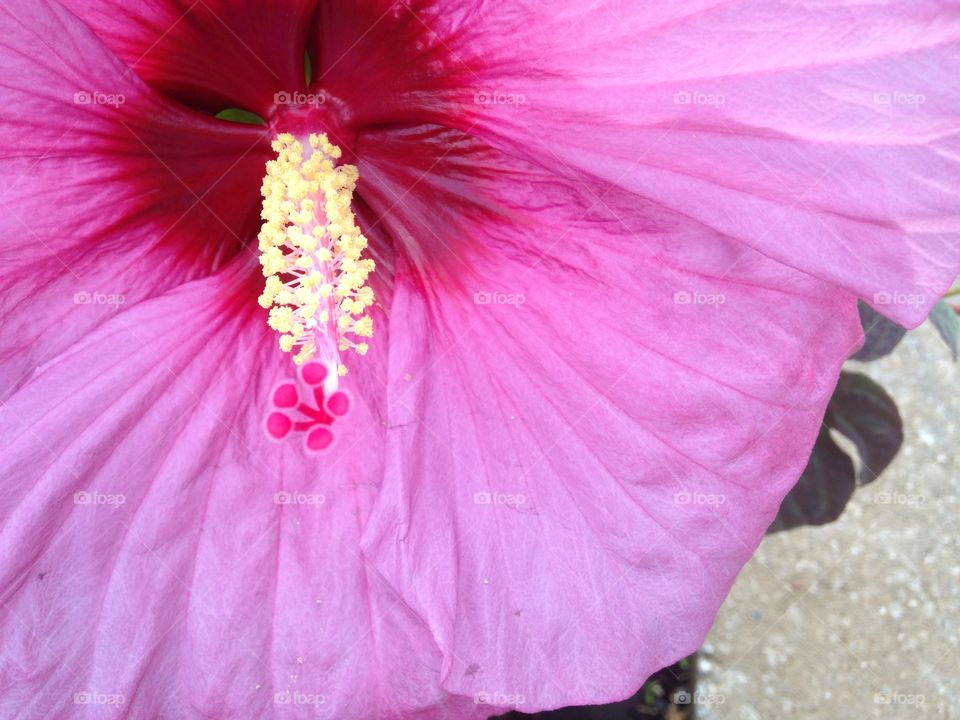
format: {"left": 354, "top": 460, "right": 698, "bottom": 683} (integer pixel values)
{"left": 0, "top": 260, "right": 480, "bottom": 719}
{"left": 357, "top": 130, "right": 881, "bottom": 710}
{"left": 0, "top": 0, "right": 269, "bottom": 397}
{"left": 57, "top": 0, "right": 316, "bottom": 115}
{"left": 447, "top": 0, "right": 960, "bottom": 326}
{"left": 330, "top": 0, "right": 960, "bottom": 327}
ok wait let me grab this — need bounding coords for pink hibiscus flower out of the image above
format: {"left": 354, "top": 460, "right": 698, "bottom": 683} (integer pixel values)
{"left": 1, "top": 1, "right": 958, "bottom": 718}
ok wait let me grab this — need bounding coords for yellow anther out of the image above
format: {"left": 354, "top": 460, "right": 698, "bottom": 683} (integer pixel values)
{"left": 257, "top": 133, "right": 375, "bottom": 377}
{"left": 295, "top": 286, "right": 315, "bottom": 304}
{"left": 353, "top": 317, "right": 374, "bottom": 338}
{"left": 268, "top": 306, "right": 295, "bottom": 333}
{"left": 276, "top": 290, "right": 296, "bottom": 306}
{"left": 265, "top": 276, "right": 283, "bottom": 295}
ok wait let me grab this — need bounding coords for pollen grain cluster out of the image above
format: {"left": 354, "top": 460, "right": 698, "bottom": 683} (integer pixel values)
{"left": 258, "top": 133, "right": 375, "bottom": 375}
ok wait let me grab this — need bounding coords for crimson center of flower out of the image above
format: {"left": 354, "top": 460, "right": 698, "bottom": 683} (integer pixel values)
{"left": 257, "top": 133, "right": 375, "bottom": 378}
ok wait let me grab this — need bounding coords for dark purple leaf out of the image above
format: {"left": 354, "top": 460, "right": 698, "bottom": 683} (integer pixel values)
{"left": 769, "top": 371, "right": 903, "bottom": 532}
{"left": 852, "top": 302, "right": 906, "bottom": 362}
{"left": 769, "top": 427, "right": 855, "bottom": 532}
{"left": 826, "top": 372, "right": 903, "bottom": 483}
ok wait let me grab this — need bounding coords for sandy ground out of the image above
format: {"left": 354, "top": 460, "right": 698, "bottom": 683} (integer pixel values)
{"left": 699, "top": 322, "right": 959, "bottom": 719}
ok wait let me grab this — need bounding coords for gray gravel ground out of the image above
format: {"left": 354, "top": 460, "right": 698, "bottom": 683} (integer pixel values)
{"left": 699, "top": 321, "right": 959, "bottom": 719}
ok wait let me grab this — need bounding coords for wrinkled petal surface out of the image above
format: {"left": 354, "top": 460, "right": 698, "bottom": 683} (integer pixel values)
{"left": 335, "top": 7, "right": 960, "bottom": 704}
{"left": 451, "top": 0, "right": 960, "bottom": 326}
{"left": 330, "top": 0, "right": 960, "bottom": 326}
{"left": 359, "top": 133, "right": 864, "bottom": 708}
